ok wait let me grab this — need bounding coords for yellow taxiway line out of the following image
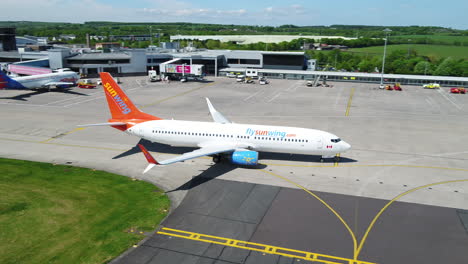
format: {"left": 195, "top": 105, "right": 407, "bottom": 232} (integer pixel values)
{"left": 354, "top": 179, "right": 468, "bottom": 258}
{"left": 40, "top": 127, "right": 86, "bottom": 143}
{"left": 157, "top": 227, "right": 375, "bottom": 264}
{"left": 260, "top": 169, "right": 359, "bottom": 260}
{"left": 345, "top": 88, "right": 355, "bottom": 116}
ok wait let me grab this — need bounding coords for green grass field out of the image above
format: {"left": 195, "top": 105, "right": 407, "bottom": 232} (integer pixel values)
{"left": 392, "top": 34, "right": 468, "bottom": 43}
{"left": 0, "top": 158, "right": 170, "bottom": 264}
{"left": 348, "top": 44, "right": 468, "bottom": 60}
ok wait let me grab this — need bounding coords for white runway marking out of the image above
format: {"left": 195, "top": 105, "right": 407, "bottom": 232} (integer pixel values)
{"left": 267, "top": 92, "right": 282, "bottom": 102}
{"left": 437, "top": 89, "right": 462, "bottom": 110}
{"left": 243, "top": 88, "right": 266, "bottom": 101}
{"left": 0, "top": 102, "right": 63, "bottom": 108}
{"left": 43, "top": 90, "right": 103, "bottom": 106}
{"left": 63, "top": 87, "right": 140, "bottom": 107}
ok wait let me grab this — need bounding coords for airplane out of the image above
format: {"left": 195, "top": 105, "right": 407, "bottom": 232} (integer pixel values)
{"left": 0, "top": 69, "right": 80, "bottom": 90}
{"left": 82, "top": 72, "right": 351, "bottom": 173}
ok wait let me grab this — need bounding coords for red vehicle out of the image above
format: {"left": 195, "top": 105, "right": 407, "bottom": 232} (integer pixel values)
{"left": 393, "top": 83, "right": 402, "bottom": 91}
{"left": 450, "top": 87, "right": 466, "bottom": 94}
{"left": 385, "top": 85, "right": 393, "bottom": 91}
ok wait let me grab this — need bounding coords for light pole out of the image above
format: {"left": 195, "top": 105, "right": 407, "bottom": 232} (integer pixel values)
{"left": 379, "top": 28, "right": 392, "bottom": 89}
{"left": 157, "top": 29, "right": 161, "bottom": 47}
{"left": 149, "top": 26, "right": 153, "bottom": 46}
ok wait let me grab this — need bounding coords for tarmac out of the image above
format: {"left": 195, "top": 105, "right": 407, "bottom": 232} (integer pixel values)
{"left": 1, "top": 76, "right": 467, "bottom": 263}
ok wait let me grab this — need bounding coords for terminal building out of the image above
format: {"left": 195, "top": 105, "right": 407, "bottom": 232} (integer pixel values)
{"left": 0, "top": 38, "right": 467, "bottom": 87}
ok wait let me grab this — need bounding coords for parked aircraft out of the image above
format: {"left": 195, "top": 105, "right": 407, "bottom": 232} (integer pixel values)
{"left": 83, "top": 72, "right": 351, "bottom": 173}
{"left": 0, "top": 69, "right": 80, "bottom": 90}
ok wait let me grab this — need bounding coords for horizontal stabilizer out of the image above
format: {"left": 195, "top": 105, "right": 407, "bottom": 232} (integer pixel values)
{"left": 77, "top": 122, "right": 127, "bottom": 127}
{"left": 138, "top": 144, "right": 160, "bottom": 173}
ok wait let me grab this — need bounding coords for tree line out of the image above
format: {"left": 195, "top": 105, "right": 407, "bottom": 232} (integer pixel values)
{"left": 2, "top": 21, "right": 467, "bottom": 45}
{"left": 308, "top": 49, "right": 468, "bottom": 77}
{"left": 182, "top": 39, "right": 467, "bottom": 77}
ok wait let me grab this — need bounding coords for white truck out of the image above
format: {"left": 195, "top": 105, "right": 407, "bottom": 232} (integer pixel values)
{"left": 148, "top": 70, "right": 160, "bottom": 82}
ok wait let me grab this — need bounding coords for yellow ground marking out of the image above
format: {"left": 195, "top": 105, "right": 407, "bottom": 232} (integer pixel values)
{"left": 262, "top": 163, "right": 468, "bottom": 172}
{"left": 260, "top": 169, "right": 359, "bottom": 259}
{"left": 157, "top": 227, "right": 375, "bottom": 264}
{"left": 141, "top": 82, "right": 215, "bottom": 108}
{"left": 40, "top": 127, "right": 86, "bottom": 143}
{"left": 355, "top": 179, "right": 468, "bottom": 258}
{"left": 334, "top": 153, "right": 341, "bottom": 167}
{"left": 345, "top": 88, "right": 355, "bottom": 116}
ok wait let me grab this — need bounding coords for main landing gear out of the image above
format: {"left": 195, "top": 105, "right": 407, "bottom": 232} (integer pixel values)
{"left": 212, "top": 155, "right": 222, "bottom": 163}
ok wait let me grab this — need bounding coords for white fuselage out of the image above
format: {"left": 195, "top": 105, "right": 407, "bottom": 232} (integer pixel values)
{"left": 13, "top": 72, "right": 80, "bottom": 89}
{"left": 126, "top": 120, "right": 350, "bottom": 156}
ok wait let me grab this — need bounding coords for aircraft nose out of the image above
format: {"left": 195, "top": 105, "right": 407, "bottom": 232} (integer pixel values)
{"left": 342, "top": 141, "right": 351, "bottom": 151}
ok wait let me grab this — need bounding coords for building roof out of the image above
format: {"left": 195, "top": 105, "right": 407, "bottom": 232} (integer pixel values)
{"left": 220, "top": 67, "right": 468, "bottom": 82}
{"left": 67, "top": 52, "right": 131, "bottom": 61}
{"left": 171, "top": 49, "right": 228, "bottom": 58}
{"left": 0, "top": 51, "right": 20, "bottom": 59}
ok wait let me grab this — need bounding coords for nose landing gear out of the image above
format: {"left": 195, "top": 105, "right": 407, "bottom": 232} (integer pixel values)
{"left": 319, "top": 154, "right": 340, "bottom": 163}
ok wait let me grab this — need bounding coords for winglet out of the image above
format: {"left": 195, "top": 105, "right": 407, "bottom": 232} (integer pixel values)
{"left": 138, "top": 144, "right": 160, "bottom": 173}
{"left": 205, "top": 98, "right": 231, "bottom": 124}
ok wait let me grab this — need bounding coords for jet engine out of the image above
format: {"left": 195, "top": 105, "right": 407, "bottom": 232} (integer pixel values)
{"left": 230, "top": 150, "right": 258, "bottom": 165}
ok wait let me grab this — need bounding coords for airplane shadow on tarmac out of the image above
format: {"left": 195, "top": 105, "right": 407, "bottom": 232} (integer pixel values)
{"left": 166, "top": 163, "right": 237, "bottom": 193}
{"left": 166, "top": 162, "right": 267, "bottom": 193}
{"left": 112, "top": 139, "right": 196, "bottom": 159}
{"left": 260, "top": 152, "right": 357, "bottom": 164}
{"left": 0, "top": 89, "right": 89, "bottom": 101}
{"left": 114, "top": 139, "right": 357, "bottom": 164}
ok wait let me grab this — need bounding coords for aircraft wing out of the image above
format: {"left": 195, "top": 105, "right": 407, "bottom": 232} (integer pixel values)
{"left": 42, "top": 81, "right": 75, "bottom": 88}
{"left": 206, "top": 98, "right": 231, "bottom": 124}
{"left": 138, "top": 143, "right": 236, "bottom": 173}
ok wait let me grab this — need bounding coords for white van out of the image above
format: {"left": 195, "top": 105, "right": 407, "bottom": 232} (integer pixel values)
{"left": 245, "top": 69, "right": 258, "bottom": 78}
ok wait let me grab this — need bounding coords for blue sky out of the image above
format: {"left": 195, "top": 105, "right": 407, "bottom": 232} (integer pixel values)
{"left": 3, "top": 0, "right": 467, "bottom": 29}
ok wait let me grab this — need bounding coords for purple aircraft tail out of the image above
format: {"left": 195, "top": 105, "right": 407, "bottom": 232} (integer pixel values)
{"left": 0, "top": 71, "right": 27, "bottom": 90}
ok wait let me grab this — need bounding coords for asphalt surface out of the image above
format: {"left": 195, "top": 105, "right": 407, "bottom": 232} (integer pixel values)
{"left": 1, "top": 76, "right": 468, "bottom": 264}
{"left": 113, "top": 178, "right": 468, "bottom": 264}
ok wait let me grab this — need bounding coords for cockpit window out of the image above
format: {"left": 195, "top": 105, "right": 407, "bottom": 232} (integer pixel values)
{"left": 331, "top": 138, "right": 341, "bottom": 143}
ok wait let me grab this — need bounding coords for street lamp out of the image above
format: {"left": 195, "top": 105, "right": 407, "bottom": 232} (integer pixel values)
{"left": 157, "top": 29, "right": 162, "bottom": 46}
{"left": 379, "top": 28, "right": 392, "bottom": 89}
{"left": 149, "top": 26, "right": 153, "bottom": 46}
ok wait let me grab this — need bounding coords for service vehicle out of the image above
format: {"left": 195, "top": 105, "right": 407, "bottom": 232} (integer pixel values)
{"left": 423, "top": 83, "right": 440, "bottom": 89}
{"left": 259, "top": 77, "right": 269, "bottom": 85}
{"left": 394, "top": 83, "right": 402, "bottom": 91}
{"left": 148, "top": 70, "right": 161, "bottom": 82}
{"left": 450, "top": 87, "right": 466, "bottom": 94}
{"left": 226, "top": 72, "right": 237, "bottom": 78}
{"left": 236, "top": 75, "right": 245, "bottom": 82}
{"left": 77, "top": 79, "right": 96, "bottom": 89}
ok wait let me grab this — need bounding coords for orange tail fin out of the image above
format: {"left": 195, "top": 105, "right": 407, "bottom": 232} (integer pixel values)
{"left": 100, "top": 72, "right": 160, "bottom": 121}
